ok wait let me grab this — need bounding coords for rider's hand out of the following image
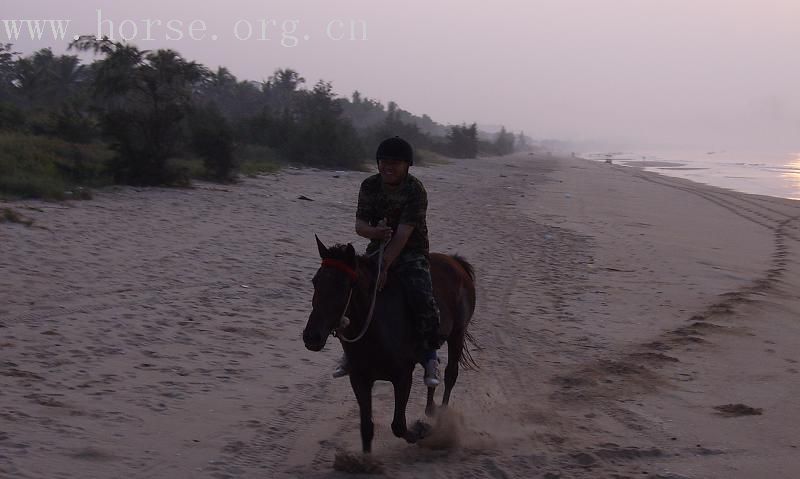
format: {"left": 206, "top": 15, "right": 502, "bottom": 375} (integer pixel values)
{"left": 377, "top": 268, "right": 388, "bottom": 291}
{"left": 372, "top": 225, "right": 393, "bottom": 242}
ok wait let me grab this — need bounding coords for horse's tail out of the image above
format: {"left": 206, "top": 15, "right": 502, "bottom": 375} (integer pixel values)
{"left": 450, "top": 254, "right": 479, "bottom": 370}
{"left": 460, "top": 330, "right": 480, "bottom": 370}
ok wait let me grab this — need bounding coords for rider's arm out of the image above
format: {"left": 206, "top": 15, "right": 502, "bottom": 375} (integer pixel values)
{"left": 381, "top": 224, "right": 414, "bottom": 271}
{"left": 382, "top": 181, "right": 426, "bottom": 270}
{"left": 355, "top": 218, "right": 380, "bottom": 239}
{"left": 355, "top": 178, "right": 393, "bottom": 240}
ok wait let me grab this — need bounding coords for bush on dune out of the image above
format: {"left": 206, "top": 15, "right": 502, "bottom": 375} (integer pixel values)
{"left": 236, "top": 144, "right": 282, "bottom": 177}
{"left": 0, "top": 132, "right": 112, "bottom": 199}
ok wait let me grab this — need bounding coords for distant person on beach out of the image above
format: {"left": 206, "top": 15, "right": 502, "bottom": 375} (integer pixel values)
{"left": 332, "top": 136, "right": 444, "bottom": 387}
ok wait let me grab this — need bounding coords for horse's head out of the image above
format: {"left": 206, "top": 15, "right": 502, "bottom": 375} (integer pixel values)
{"left": 302, "top": 235, "right": 358, "bottom": 351}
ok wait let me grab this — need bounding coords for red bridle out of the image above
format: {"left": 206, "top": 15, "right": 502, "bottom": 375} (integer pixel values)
{"left": 321, "top": 258, "right": 358, "bottom": 282}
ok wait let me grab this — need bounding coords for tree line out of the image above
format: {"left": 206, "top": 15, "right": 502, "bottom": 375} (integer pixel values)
{"left": 0, "top": 39, "right": 529, "bottom": 198}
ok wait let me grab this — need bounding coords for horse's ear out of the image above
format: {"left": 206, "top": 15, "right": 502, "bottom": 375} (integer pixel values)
{"left": 315, "top": 235, "right": 328, "bottom": 259}
{"left": 345, "top": 243, "right": 356, "bottom": 264}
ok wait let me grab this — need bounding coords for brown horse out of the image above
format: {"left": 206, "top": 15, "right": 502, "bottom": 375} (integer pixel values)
{"left": 302, "top": 236, "right": 477, "bottom": 453}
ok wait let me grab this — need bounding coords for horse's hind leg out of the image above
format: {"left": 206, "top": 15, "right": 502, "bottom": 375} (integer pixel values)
{"left": 443, "top": 333, "right": 464, "bottom": 406}
{"left": 425, "top": 386, "right": 436, "bottom": 417}
{"left": 350, "top": 375, "right": 374, "bottom": 453}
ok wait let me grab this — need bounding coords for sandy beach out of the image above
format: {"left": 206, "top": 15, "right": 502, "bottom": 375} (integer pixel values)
{"left": 2, "top": 153, "right": 799, "bottom": 478}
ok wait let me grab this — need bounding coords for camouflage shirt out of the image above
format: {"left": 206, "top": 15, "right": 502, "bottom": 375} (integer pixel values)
{"left": 356, "top": 173, "right": 430, "bottom": 264}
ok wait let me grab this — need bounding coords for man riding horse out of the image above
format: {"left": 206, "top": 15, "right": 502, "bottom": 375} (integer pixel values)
{"left": 333, "top": 136, "right": 445, "bottom": 387}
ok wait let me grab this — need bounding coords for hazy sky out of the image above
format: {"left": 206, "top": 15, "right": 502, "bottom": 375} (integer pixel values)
{"left": 4, "top": 1, "right": 799, "bottom": 151}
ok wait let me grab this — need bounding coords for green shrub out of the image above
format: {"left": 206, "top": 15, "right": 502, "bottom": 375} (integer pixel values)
{"left": 236, "top": 144, "right": 283, "bottom": 176}
{"left": 1, "top": 207, "right": 33, "bottom": 226}
{"left": 0, "top": 103, "right": 25, "bottom": 131}
{"left": 0, "top": 132, "right": 112, "bottom": 199}
{"left": 189, "top": 104, "right": 237, "bottom": 181}
{"left": 415, "top": 149, "right": 450, "bottom": 166}
{"left": 169, "top": 156, "right": 206, "bottom": 180}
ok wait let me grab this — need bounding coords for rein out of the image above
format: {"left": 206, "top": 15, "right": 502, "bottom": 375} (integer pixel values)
{"left": 326, "top": 241, "right": 385, "bottom": 343}
{"left": 321, "top": 258, "right": 358, "bottom": 282}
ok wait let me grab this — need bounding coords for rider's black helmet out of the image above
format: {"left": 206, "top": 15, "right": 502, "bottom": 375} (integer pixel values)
{"left": 376, "top": 136, "right": 413, "bottom": 166}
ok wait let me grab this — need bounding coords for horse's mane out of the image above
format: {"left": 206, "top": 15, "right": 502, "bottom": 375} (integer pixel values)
{"left": 325, "top": 243, "right": 350, "bottom": 259}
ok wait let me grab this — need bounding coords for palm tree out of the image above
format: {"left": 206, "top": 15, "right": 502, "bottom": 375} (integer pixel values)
{"left": 0, "top": 44, "right": 18, "bottom": 102}
{"left": 49, "top": 54, "right": 86, "bottom": 100}
{"left": 70, "top": 37, "right": 210, "bottom": 184}
{"left": 266, "top": 68, "right": 305, "bottom": 113}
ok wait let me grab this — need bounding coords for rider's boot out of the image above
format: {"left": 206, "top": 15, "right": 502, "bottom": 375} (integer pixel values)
{"left": 423, "top": 351, "right": 440, "bottom": 387}
{"left": 332, "top": 353, "right": 349, "bottom": 378}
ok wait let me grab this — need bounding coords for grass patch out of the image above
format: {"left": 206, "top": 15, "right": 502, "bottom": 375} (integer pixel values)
{"left": 416, "top": 149, "right": 451, "bottom": 166}
{"left": 1, "top": 207, "right": 33, "bottom": 226}
{"left": 236, "top": 144, "right": 284, "bottom": 177}
{"left": 0, "top": 132, "right": 113, "bottom": 200}
{"left": 168, "top": 156, "right": 206, "bottom": 184}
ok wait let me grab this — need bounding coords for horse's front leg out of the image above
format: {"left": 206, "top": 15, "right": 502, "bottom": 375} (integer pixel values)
{"left": 390, "top": 372, "right": 416, "bottom": 443}
{"left": 350, "top": 374, "right": 374, "bottom": 453}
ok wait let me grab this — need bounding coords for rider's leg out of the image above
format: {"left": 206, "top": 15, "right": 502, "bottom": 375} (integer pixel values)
{"left": 396, "top": 257, "right": 443, "bottom": 387}
{"left": 423, "top": 349, "right": 440, "bottom": 387}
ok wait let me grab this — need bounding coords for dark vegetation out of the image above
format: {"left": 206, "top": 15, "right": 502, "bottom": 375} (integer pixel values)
{"left": 0, "top": 39, "right": 531, "bottom": 200}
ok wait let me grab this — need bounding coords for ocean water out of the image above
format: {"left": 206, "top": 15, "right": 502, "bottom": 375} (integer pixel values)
{"left": 580, "top": 150, "right": 800, "bottom": 201}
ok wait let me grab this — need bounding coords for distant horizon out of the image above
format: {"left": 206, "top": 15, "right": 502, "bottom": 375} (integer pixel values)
{"left": 4, "top": 1, "right": 799, "bottom": 153}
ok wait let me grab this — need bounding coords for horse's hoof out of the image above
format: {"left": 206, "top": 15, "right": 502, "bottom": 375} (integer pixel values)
{"left": 410, "top": 420, "right": 432, "bottom": 440}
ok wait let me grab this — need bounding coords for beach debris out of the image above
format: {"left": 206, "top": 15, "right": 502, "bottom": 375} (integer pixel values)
{"left": 64, "top": 187, "right": 93, "bottom": 200}
{"left": 713, "top": 403, "right": 762, "bottom": 417}
{"left": 297, "top": 195, "right": 314, "bottom": 201}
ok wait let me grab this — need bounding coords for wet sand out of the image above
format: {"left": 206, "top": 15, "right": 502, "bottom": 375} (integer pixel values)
{"left": 1, "top": 153, "right": 799, "bottom": 478}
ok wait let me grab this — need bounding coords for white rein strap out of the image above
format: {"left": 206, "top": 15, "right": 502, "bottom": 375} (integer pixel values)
{"left": 336, "top": 241, "right": 385, "bottom": 343}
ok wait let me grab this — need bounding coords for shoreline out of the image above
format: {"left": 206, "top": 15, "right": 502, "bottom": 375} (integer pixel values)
{"left": 2, "top": 153, "right": 799, "bottom": 478}
{"left": 580, "top": 150, "right": 800, "bottom": 202}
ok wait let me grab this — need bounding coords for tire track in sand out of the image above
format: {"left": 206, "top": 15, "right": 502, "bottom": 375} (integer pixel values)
{"left": 551, "top": 168, "right": 800, "bottom": 405}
